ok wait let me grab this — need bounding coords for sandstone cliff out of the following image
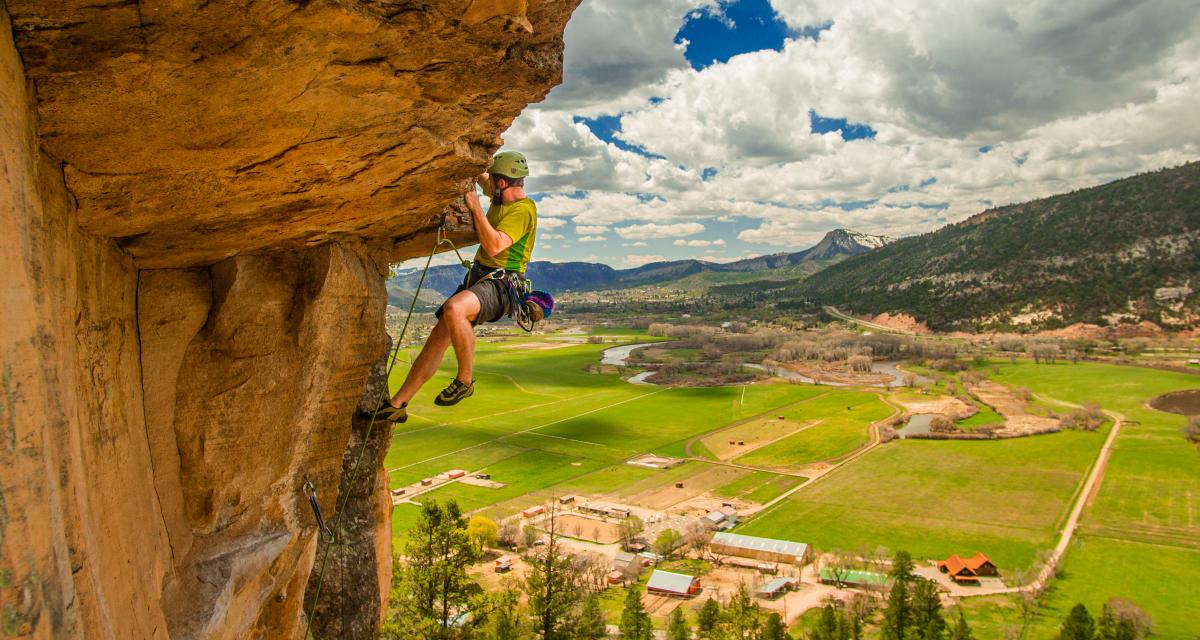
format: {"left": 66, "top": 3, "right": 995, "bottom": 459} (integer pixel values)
{"left": 0, "top": 1, "right": 577, "bottom": 638}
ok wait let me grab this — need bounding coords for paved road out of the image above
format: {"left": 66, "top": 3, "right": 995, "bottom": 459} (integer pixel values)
{"left": 823, "top": 306, "right": 913, "bottom": 334}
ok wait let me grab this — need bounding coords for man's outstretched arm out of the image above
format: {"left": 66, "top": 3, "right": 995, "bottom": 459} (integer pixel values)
{"left": 464, "top": 188, "right": 514, "bottom": 257}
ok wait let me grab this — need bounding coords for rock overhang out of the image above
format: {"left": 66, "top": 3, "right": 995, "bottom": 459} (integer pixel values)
{"left": 9, "top": 0, "right": 577, "bottom": 268}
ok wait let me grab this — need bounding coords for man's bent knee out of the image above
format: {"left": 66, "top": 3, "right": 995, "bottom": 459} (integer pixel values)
{"left": 443, "top": 291, "right": 481, "bottom": 322}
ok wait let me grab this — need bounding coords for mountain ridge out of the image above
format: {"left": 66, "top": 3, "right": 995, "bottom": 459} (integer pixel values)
{"left": 768, "top": 163, "right": 1200, "bottom": 330}
{"left": 388, "top": 228, "right": 891, "bottom": 304}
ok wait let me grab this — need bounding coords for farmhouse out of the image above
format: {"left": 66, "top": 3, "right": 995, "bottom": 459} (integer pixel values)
{"left": 711, "top": 532, "right": 811, "bottom": 565}
{"left": 757, "top": 577, "right": 797, "bottom": 599}
{"left": 819, "top": 568, "right": 889, "bottom": 589}
{"left": 646, "top": 570, "right": 701, "bottom": 597}
{"left": 937, "top": 552, "right": 998, "bottom": 583}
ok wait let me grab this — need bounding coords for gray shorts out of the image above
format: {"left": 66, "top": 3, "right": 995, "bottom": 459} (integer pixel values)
{"left": 435, "top": 275, "right": 511, "bottom": 327}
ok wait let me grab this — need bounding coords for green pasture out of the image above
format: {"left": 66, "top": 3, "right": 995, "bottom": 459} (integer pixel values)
{"left": 385, "top": 335, "right": 825, "bottom": 524}
{"left": 713, "top": 470, "right": 804, "bottom": 504}
{"left": 733, "top": 391, "right": 893, "bottom": 468}
{"left": 738, "top": 428, "right": 1106, "bottom": 570}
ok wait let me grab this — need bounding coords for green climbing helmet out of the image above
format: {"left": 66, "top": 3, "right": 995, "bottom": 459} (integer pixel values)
{"left": 488, "top": 151, "right": 529, "bottom": 179}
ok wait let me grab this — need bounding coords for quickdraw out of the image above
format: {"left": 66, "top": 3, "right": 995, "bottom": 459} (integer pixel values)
{"left": 302, "top": 475, "right": 335, "bottom": 544}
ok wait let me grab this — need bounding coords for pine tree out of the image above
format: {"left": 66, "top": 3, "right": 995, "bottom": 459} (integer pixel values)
{"left": 763, "top": 612, "right": 788, "bottom": 640}
{"left": 575, "top": 594, "right": 607, "bottom": 640}
{"left": 721, "top": 582, "right": 763, "bottom": 640}
{"left": 667, "top": 606, "right": 692, "bottom": 640}
{"left": 909, "top": 579, "right": 945, "bottom": 639}
{"left": 949, "top": 610, "right": 973, "bottom": 640}
{"left": 527, "top": 509, "right": 586, "bottom": 640}
{"left": 890, "top": 550, "right": 915, "bottom": 581}
{"left": 812, "top": 605, "right": 841, "bottom": 640}
{"left": 880, "top": 578, "right": 911, "bottom": 640}
{"left": 696, "top": 598, "right": 721, "bottom": 639}
{"left": 619, "top": 588, "right": 653, "bottom": 640}
{"left": 1059, "top": 603, "right": 1096, "bottom": 640}
{"left": 387, "top": 500, "right": 482, "bottom": 639}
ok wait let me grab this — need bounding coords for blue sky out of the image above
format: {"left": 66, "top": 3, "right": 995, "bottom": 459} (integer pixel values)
{"left": 409, "top": 0, "right": 1200, "bottom": 270}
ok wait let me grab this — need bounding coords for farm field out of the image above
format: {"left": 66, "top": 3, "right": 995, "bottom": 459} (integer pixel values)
{"left": 384, "top": 334, "right": 1200, "bottom": 637}
{"left": 737, "top": 428, "right": 1105, "bottom": 570}
{"left": 386, "top": 331, "right": 819, "bottom": 528}
{"left": 732, "top": 391, "right": 894, "bottom": 469}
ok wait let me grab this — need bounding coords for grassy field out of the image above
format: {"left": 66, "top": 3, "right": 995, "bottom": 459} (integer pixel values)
{"left": 737, "top": 428, "right": 1104, "bottom": 569}
{"left": 732, "top": 391, "right": 893, "bottom": 469}
{"left": 987, "top": 361, "right": 1199, "bottom": 637}
{"left": 384, "top": 336, "right": 1199, "bottom": 637}
{"left": 386, "top": 330, "right": 825, "bottom": 524}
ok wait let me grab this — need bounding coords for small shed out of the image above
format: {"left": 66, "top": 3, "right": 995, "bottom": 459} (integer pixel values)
{"left": 558, "top": 495, "right": 577, "bottom": 505}
{"left": 703, "top": 511, "right": 727, "bottom": 527}
{"left": 757, "top": 577, "right": 797, "bottom": 599}
{"left": 495, "top": 556, "right": 512, "bottom": 572}
{"left": 521, "top": 505, "right": 545, "bottom": 518}
{"left": 606, "top": 571, "right": 624, "bottom": 585}
{"left": 613, "top": 551, "right": 638, "bottom": 572}
{"left": 446, "top": 469, "right": 467, "bottom": 479}
{"left": 646, "top": 570, "right": 701, "bottom": 597}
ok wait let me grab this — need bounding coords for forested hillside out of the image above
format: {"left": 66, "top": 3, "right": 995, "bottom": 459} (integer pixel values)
{"left": 784, "top": 163, "right": 1200, "bottom": 330}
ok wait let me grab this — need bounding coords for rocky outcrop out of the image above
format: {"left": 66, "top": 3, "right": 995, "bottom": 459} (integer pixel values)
{"left": 0, "top": 1, "right": 577, "bottom": 638}
{"left": 303, "top": 345, "right": 397, "bottom": 640}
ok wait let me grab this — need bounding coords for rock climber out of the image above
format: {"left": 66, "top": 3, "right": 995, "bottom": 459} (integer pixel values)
{"left": 368, "top": 151, "right": 538, "bottom": 422}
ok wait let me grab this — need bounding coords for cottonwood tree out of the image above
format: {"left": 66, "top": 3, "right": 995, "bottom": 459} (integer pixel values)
{"left": 619, "top": 588, "right": 653, "bottom": 640}
{"left": 1098, "top": 598, "right": 1151, "bottom": 640}
{"left": 526, "top": 508, "right": 587, "bottom": 640}
{"left": 654, "top": 528, "right": 683, "bottom": 559}
{"left": 467, "top": 515, "right": 499, "bottom": 552}
{"left": 386, "top": 500, "right": 483, "bottom": 640}
{"left": 618, "top": 515, "right": 645, "bottom": 549}
{"left": 823, "top": 549, "right": 854, "bottom": 587}
{"left": 1182, "top": 415, "right": 1200, "bottom": 445}
{"left": 497, "top": 519, "right": 520, "bottom": 548}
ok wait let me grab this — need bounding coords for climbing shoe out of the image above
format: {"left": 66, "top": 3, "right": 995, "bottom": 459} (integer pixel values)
{"left": 434, "top": 378, "right": 474, "bottom": 406}
{"left": 364, "top": 400, "right": 407, "bottom": 423}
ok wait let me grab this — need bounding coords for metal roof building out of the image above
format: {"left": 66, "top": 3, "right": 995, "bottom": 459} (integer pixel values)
{"left": 646, "top": 570, "right": 701, "bottom": 596}
{"left": 757, "top": 577, "right": 797, "bottom": 598}
{"left": 711, "top": 532, "right": 811, "bottom": 565}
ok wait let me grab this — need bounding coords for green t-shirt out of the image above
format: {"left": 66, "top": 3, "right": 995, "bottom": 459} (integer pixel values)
{"left": 474, "top": 198, "right": 537, "bottom": 273}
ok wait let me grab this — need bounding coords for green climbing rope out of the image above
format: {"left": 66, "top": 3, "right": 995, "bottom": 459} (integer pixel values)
{"left": 302, "top": 227, "right": 457, "bottom": 640}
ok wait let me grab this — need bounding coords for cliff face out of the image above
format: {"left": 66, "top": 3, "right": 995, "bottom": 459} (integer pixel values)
{"left": 0, "top": 1, "right": 576, "bottom": 638}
